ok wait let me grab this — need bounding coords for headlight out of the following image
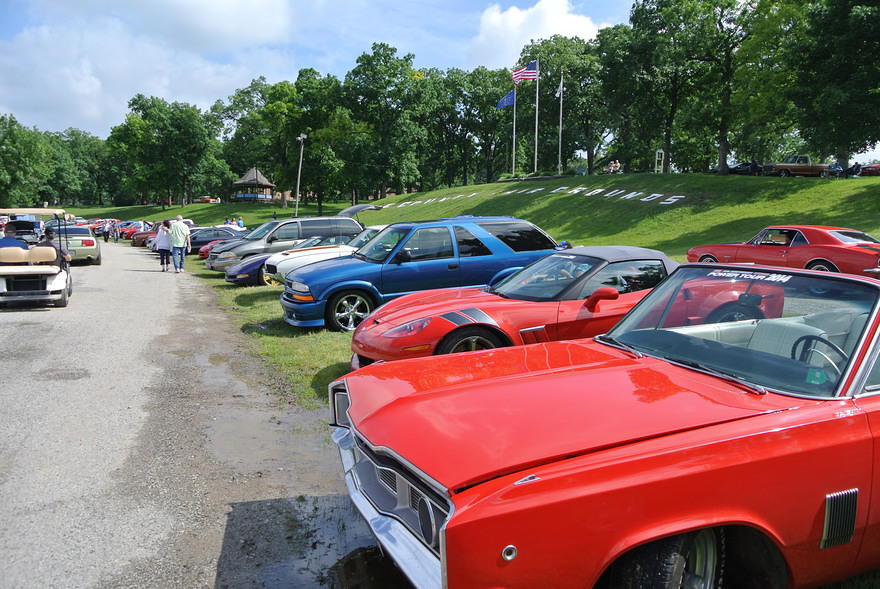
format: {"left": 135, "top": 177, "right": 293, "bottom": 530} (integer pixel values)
{"left": 217, "top": 251, "right": 237, "bottom": 259}
{"left": 384, "top": 317, "right": 433, "bottom": 337}
{"left": 289, "top": 281, "right": 310, "bottom": 292}
{"left": 329, "top": 381, "right": 351, "bottom": 427}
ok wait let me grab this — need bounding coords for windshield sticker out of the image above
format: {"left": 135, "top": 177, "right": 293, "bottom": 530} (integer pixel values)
{"left": 706, "top": 270, "right": 792, "bottom": 283}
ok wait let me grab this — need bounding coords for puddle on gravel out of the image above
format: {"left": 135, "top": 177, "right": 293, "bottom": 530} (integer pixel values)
{"left": 215, "top": 495, "right": 412, "bottom": 589}
{"left": 33, "top": 367, "right": 91, "bottom": 381}
{"left": 199, "top": 354, "right": 343, "bottom": 493}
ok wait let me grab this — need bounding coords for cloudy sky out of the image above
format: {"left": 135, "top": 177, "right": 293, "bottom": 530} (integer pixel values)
{"left": 0, "top": 0, "right": 631, "bottom": 138}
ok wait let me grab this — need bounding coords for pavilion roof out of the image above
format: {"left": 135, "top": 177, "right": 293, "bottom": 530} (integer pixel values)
{"left": 233, "top": 167, "right": 275, "bottom": 188}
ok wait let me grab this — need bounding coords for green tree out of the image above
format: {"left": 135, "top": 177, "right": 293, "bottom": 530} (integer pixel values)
{"left": 0, "top": 114, "right": 54, "bottom": 207}
{"left": 786, "top": 0, "right": 880, "bottom": 164}
{"left": 344, "top": 43, "right": 420, "bottom": 197}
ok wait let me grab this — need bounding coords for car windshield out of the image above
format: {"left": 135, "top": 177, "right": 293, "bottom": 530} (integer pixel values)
{"left": 604, "top": 266, "right": 878, "bottom": 398}
{"left": 244, "top": 221, "right": 279, "bottom": 240}
{"left": 492, "top": 254, "right": 603, "bottom": 301}
{"left": 355, "top": 225, "right": 410, "bottom": 262}
{"left": 830, "top": 230, "right": 880, "bottom": 244}
{"left": 347, "top": 228, "right": 381, "bottom": 249}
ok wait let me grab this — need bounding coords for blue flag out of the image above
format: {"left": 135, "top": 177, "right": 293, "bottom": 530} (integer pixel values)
{"left": 496, "top": 90, "right": 515, "bottom": 109}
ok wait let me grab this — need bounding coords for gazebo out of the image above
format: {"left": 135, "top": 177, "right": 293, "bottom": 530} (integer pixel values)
{"left": 232, "top": 167, "right": 275, "bottom": 201}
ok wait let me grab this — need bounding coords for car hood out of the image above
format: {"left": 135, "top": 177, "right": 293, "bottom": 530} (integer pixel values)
{"left": 288, "top": 255, "right": 374, "bottom": 291}
{"left": 267, "top": 244, "right": 354, "bottom": 266}
{"left": 227, "top": 253, "right": 271, "bottom": 274}
{"left": 213, "top": 238, "right": 251, "bottom": 253}
{"left": 344, "top": 340, "right": 806, "bottom": 492}
{"left": 367, "top": 287, "right": 513, "bottom": 327}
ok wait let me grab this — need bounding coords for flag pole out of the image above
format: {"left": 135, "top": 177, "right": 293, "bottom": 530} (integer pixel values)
{"left": 512, "top": 85, "right": 517, "bottom": 176}
{"left": 557, "top": 73, "right": 564, "bottom": 175}
{"left": 533, "top": 59, "right": 539, "bottom": 174}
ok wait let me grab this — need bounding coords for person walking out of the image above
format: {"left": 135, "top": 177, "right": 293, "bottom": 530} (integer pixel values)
{"left": 154, "top": 220, "right": 172, "bottom": 271}
{"left": 170, "top": 215, "right": 191, "bottom": 273}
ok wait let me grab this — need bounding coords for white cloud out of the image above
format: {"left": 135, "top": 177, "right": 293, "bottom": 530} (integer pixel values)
{"left": 469, "top": 0, "right": 604, "bottom": 69}
{"left": 25, "top": 0, "right": 293, "bottom": 52}
{"left": 0, "top": 16, "right": 297, "bottom": 137}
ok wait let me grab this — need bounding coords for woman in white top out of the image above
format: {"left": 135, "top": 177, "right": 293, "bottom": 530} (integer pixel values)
{"left": 154, "top": 220, "right": 173, "bottom": 272}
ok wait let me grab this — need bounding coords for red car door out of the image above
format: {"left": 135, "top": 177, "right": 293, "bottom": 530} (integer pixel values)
{"left": 554, "top": 260, "right": 664, "bottom": 341}
{"left": 737, "top": 228, "right": 798, "bottom": 267}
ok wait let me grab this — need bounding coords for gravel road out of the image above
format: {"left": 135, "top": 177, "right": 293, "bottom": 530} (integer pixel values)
{"left": 0, "top": 242, "right": 410, "bottom": 589}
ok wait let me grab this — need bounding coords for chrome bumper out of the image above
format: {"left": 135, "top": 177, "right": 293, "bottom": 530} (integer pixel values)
{"left": 331, "top": 426, "right": 443, "bottom": 589}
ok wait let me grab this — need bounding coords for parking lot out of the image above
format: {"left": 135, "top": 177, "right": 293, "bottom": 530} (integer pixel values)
{"left": 0, "top": 242, "right": 410, "bottom": 588}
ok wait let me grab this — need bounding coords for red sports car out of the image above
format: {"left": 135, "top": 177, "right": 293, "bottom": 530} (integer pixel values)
{"left": 687, "top": 225, "right": 880, "bottom": 277}
{"left": 350, "top": 246, "right": 678, "bottom": 368}
{"left": 118, "top": 221, "right": 151, "bottom": 239}
{"left": 861, "top": 163, "right": 880, "bottom": 176}
{"left": 331, "top": 263, "right": 880, "bottom": 588}
{"left": 199, "top": 240, "right": 222, "bottom": 258}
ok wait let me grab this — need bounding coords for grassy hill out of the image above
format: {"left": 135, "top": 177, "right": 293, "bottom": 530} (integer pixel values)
{"left": 356, "top": 174, "right": 880, "bottom": 259}
{"left": 72, "top": 174, "right": 880, "bottom": 260}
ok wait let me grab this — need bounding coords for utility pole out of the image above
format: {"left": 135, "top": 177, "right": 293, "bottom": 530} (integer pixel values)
{"left": 294, "top": 134, "right": 307, "bottom": 217}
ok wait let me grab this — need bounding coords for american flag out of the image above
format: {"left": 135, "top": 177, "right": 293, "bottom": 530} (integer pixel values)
{"left": 512, "top": 60, "right": 538, "bottom": 84}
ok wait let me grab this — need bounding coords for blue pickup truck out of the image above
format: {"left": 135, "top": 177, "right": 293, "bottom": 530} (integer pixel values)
{"left": 280, "top": 216, "right": 559, "bottom": 331}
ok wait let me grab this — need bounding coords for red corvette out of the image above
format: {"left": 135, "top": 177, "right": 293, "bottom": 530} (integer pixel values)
{"left": 687, "top": 224, "right": 880, "bottom": 277}
{"left": 331, "top": 264, "right": 880, "bottom": 588}
{"left": 351, "top": 246, "right": 679, "bottom": 368}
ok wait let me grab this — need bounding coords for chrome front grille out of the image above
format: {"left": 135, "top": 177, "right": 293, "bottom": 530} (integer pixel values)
{"left": 379, "top": 467, "right": 398, "bottom": 492}
{"left": 351, "top": 435, "right": 450, "bottom": 554}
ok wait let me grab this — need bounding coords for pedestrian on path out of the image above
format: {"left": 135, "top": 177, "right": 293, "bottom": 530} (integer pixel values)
{"left": 155, "top": 220, "right": 172, "bottom": 271}
{"left": 170, "top": 215, "right": 191, "bottom": 273}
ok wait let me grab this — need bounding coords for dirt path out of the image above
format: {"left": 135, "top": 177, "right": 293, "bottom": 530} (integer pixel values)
{"left": 0, "top": 242, "right": 409, "bottom": 588}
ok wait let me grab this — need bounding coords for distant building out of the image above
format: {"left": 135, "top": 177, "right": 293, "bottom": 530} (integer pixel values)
{"left": 232, "top": 167, "right": 275, "bottom": 201}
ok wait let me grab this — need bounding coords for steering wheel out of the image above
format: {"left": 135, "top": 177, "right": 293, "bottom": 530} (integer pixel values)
{"left": 790, "top": 334, "right": 848, "bottom": 376}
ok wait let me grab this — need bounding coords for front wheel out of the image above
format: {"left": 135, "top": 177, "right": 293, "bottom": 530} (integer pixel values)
{"left": 437, "top": 326, "right": 504, "bottom": 355}
{"left": 599, "top": 529, "right": 725, "bottom": 589}
{"left": 779, "top": 169, "right": 791, "bottom": 177}
{"left": 326, "top": 291, "right": 373, "bottom": 331}
{"left": 698, "top": 255, "right": 718, "bottom": 263}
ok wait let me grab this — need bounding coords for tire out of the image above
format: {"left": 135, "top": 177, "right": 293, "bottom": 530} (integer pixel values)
{"left": 599, "top": 529, "right": 725, "bottom": 589}
{"left": 706, "top": 302, "right": 763, "bottom": 323}
{"left": 261, "top": 273, "right": 276, "bottom": 286}
{"left": 437, "top": 327, "right": 505, "bottom": 355}
{"left": 698, "top": 255, "right": 718, "bottom": 263}
{"left": 55, "top": 282, "right": 69, "bottom": 308}
{"left": 326, "top": 291, "right": 374, "bottom": 332}
{"left": 92, "top": 253, "right": 102, "bottom": 265}
{"left": 806, "top": 260, "right": 839, "bottom": 273}
{"left": 779, "top": 169, "right": 790, "bottom": 177}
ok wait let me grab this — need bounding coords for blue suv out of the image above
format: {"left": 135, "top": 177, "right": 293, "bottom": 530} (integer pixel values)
{"left": 280, "top": 216, "right": 558, "bottom": 331}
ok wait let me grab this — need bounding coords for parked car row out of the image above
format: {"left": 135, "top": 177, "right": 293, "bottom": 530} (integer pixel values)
{"left": 128, "top": 206, "right": 880, "bottom": 587}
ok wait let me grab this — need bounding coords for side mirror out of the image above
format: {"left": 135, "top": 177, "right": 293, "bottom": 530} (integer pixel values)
{"left": 392, "top": 250, "right": 411, "bottom": 264}
{"left": 584, "top": 287, "right": 619, "bottom": 312}
{"left": 266, "top": 234, "right": 277, "bottom": 243}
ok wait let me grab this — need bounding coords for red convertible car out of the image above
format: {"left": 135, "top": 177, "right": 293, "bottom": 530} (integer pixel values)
{"left": 861, "top": 163, "right": 880, "bottom": 177}
{"left": 687, "top": 224, "right": 880, "bottom": 276}
{"left": 331, "top": 264, "right": 880, "bottom": 588}
{"left": 350, "top": 246, "right": 678, "bottom": 368}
